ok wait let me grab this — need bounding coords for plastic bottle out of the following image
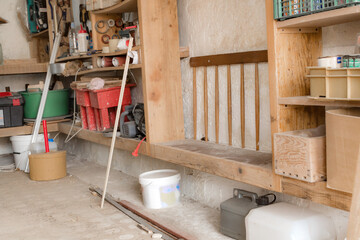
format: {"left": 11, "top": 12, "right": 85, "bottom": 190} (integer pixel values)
{"left": 77, "top": 25, "right": 89, "bottom": 53}
{"left": 30, "top": 139, "right": 58, "bottom": 154}
{"left": 68, "top": 22, "right": 77, "bottom": 55}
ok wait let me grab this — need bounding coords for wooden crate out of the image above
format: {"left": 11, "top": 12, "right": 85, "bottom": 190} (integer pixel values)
{"left": 274, "top": 126, "right": 326, "bottom": 183}
{"left": 326, "top": 108, "right": 360, "bottom": 193}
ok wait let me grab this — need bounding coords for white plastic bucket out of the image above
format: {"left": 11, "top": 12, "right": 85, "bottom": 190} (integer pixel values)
{"left": 10, "top": 134, "right": 44, "bottom": 171}
{"left": 139, "top": 169, "right": 181, "bottom": 209}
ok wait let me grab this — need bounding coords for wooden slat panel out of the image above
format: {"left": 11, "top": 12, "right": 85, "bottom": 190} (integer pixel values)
{"left": 193, "top": 67, "right": 197, "bottom": 140}
{"left": 215, "top": 66, "right": 219, "bottom": 143}
{"left": 138, "top": 0, "right": 184, "bottom": 144}
{"left": 204, "top": 67, "right": 208, "bottom": 141}
{"left": 241, "top": 64, "right": 245, "bottom": 148}
{"left": 190, "top": 50, "right": 268, "bottom": 67}
{"left": 227, "top": 65, "right": 232, "bottom": 146}
{"left": 255, "top": 63, "right": 260, "bottom": 151}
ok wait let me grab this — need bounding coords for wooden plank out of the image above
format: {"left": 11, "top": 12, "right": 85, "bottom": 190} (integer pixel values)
{"left": 240, "top": 64, "right": 245, "bottom": 148}
{"left": 0, "top": 62, "right": 48, "bottom": 75}
{"left": 0, "top": 17, "right": 7, "bottom": 24}
{"left": 30, "top": 29, "right": 49, "bottom": 39}
{"left": 204, "top": 67, "right": 208, "bottom": 141}
{"left": 278, "top": 96, "right": 360, "bottom": 107}
{"left": 138, "top": 0, "right": 184, "bottom": 144}
{"left": 193, "top": 67, "right": 197, "bottom": 140}
{"left": 92, "top": 0, "right": 137, "bottom": 14}
{"left": 282, "top": 178, "right": 352, "bottom": 211}
{"left": 90, "top": 13, "right": 120, "bottom": 51}
{"left": 215, "top": 66, "right": 219, "bottom": 143}
{"left": 154, "top": 139, "right": 276, "bottom": 191}
{"left": 347, "top": 152, "right": 360, "bottom": 239}
{"left": 0, "top": 123, "right": 59, "bottom": 138}
{"left": 277, "top": 5, "right": 360, "bottom": 29}
{"left": 227, "top": 65, "right": 232, "bottom": 146}
{"left": 255, "top": 63, "right": 259, "bottom": 151}
{"left": 74, "top": 64, "right": 142, "bottom": 76}
{"left": 190, "top": 50, "right": 268, "bottom": 67}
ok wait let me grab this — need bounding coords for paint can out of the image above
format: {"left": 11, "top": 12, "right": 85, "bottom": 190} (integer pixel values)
{"left": 101, "top": 57, "right": 113, "bottom": 67}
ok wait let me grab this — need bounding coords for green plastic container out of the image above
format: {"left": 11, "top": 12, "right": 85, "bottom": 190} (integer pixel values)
{"left": 21, "top": 89, "right": 69, "bottom": 119}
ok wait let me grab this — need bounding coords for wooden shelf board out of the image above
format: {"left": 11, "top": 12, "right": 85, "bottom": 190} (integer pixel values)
{"left": 74, "top": 64, "right": 142, "bottom": 76}
{"left": 30, "top": 29, "right": 49, "bottom": 38}
{"left": 179, "top": 46, "right": 189, "bottom": 59}
{"left": 0, "top": 62, "right": 48, "bottom": 75}
{"left": 277, "top": 5, "right": 360, "bottom": 28}
{"left": 0, "top": 122, "right": 59, "bottom": 138}
{"left": 278, "top": 96, "right": 360, "bottom": 107}
{"left": 58, "top": 122, "right": 276, "bottom": 190}
{"left": 56, "top": 54, "right": 92, "bottom": 63}
{"left": 92, "top": 0, "right": 137, "bottom": 14}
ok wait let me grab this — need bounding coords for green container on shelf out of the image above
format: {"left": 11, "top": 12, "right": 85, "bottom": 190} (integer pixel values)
{"left": 21, "top": 89, "right": 69, "bottom": 119}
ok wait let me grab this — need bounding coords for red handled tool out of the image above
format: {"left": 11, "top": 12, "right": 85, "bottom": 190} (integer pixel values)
{"left": 42, "top": 120, "right": 49, "bottom": 153}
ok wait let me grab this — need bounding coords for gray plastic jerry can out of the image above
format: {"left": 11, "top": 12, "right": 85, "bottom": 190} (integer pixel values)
{"left": 220, "top": 189, "right": 276, "bottom": 240}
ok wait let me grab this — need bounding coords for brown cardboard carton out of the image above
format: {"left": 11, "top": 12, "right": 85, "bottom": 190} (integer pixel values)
{"left": 29, "top": 151, "right": 67, "bottom": 181}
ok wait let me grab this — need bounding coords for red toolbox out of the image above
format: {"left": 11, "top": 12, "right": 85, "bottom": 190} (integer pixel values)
{"left": 89, "top": 85, "right": 134, "bottom": 131}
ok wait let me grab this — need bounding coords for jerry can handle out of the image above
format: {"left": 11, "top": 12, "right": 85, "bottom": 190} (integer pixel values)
{"left": 233, "top": 188, "right": 258, "bottom": 202}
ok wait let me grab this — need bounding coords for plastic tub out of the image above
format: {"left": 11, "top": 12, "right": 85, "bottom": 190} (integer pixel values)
{"left": 245, "top": 202, "right": 336, "bottom": 240}
{"left": 139, "top": 169, "right": 181, "bottom": 209}
{"left": 21, "top": 89, "right": 69, "bottom": 119}
{"left": 10, "top": 134, "right": 45, "bottom": 171}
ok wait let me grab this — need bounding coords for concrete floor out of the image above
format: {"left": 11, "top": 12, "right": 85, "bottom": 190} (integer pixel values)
{"left": 0, "top": 155, "right": 231, "bottom": 240}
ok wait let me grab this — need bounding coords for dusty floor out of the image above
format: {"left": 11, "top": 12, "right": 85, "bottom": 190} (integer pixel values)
{"left": 0, "top": 155, "right": 231, "bottom": 240}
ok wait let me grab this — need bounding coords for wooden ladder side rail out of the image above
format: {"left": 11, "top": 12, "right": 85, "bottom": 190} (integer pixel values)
{"left": 190, "top": 50, "right": 268, "bottom": 149}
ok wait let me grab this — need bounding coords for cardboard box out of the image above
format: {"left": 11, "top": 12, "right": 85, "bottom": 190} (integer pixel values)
{"left": 29, "top": 151, "right": 67, "bottom": 181}
{"left": 326, "top": 108, "right": 360, "bottom": 193}
{"left": 274, "top": 126, "right": 326, "bottom": 183}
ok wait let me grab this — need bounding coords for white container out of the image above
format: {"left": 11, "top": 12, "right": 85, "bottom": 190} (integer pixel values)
{"left": 30, "top": 139, "right": 58, "bottom": 154}
{"left": 77, "top": 25, "right": 89, "bottom": 53}
{"left": 245, "top": 202, "right": 336, "bottom": 240}
{"left": 10, "top": 134, "right": 45, "bottom": 171}
{"left": 139, "top": 169, "right": 181, "bottom": 209}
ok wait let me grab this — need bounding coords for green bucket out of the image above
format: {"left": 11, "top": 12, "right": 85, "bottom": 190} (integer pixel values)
{"left": 21, "top": 89, "right": 69, "bottom": 119}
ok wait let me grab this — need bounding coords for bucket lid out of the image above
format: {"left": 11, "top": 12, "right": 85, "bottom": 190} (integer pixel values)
{"left": 139, "top": 169, "right": 180, "bottom": 185}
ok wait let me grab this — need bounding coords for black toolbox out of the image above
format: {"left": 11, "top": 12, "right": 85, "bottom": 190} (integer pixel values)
{"left": 0, "top": 93, "right": 24, "bottom": 128}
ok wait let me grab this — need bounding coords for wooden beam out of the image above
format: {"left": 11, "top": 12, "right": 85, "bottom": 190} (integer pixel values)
{"left": 190, "top": 50, "right": 268, "bottom": 67}
{"left": 282, "top": 177, "right": 352, "bottom": 211}
{"left": 0, "top": 123, "right": 59, "bottom": 138}
{"left": 215, "top": 66, "right": 219, "bottom": 143}
{"left": 193, "top": 67, "right": 197, "bottom": 140}
{"left": 227, "top": 65, "right": 232, "bottom": 146}
{"left": 138, "top": 0, "right": 184, "bottom": 144}
{"left": 204, "top": 67, "right": 208, "bottom": 141}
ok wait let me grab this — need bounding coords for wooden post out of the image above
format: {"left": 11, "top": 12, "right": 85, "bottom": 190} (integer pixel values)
{"left": 347, "top": 152, "right": 360, "bottom": 239}
{"left": 241, "top": 64, "right": 245, "bottom": 148}
{"left": 204, "top": 67, "right": 208, "bottom": 141}
{"left": 255, "top": 63, "right": 260, "bottom": 151}
{"left": 215, "top": 66, "right": 219, "bottom": 143}
{"left": 227, "top": 65, "right": 232, "bottom": 145}
{"left": 193, "top": 67, "right": 197, "bottom": 140}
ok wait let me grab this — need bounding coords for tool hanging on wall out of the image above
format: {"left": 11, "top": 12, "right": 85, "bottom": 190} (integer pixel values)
{"left": 79, "top": 4, "right": 89, "bottom": 33}
{"left": 27, "top": 0, "right": 48, "bottom": 33}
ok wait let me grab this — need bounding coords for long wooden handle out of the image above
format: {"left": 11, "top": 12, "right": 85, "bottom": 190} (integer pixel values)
{"left": 101, "top": 37, "right": 134, "bottom": 208}
{"left": 193, "top": 67, "right": 197, "bottom": 140}
{"left": 215, "top": 66, "right": 219, "bottom": 143}
{"left": 227, "top": 65, "right": 232, "bottom": 146}
{"left": 240, "top": 64, "right": 245, "bottom": 148}
{"left": 255, "top": 63, "right": 260, "bottom": 151}
{"left": 204, "top": 67, "right": 208, "bottom": 141}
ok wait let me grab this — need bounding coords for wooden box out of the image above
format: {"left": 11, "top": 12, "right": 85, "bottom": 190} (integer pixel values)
{"left": 274, "top": 126, "right": 326, "bottom": 183}
{"left": 326, "top": 108, "right": 360, "bottom": 193}
{"left": 310, "top": 76, "right": 326, "bottom": 97}
{"left": 326, "top": 76, "right": 347, "bottom": 98}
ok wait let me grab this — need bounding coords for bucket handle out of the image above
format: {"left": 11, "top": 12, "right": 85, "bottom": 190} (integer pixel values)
{"left": 233, "top": 188, "right": 258, "bottom": 202}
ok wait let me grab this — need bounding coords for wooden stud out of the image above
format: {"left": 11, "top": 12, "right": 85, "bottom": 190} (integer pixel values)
{"left": 255, "top": 63, "right": 260, "bottom": 151}
{"left": 193, "top": 67, "right": 197, "bottom": 140}
{"left": 204, "top": 67, "right": 208, "bottom": 141}
{"left": 215, "top": 66, "right": 219, "bottom": 143}
{"left": 240, "top": 64, "right": 245, "bottom": 148}
{"left": 227, "top": 65, "right": 232, "bottom": 146}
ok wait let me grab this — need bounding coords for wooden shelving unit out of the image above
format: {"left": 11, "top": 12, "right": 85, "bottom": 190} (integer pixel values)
{"left": 58, "top": 122, "right": 276, "bottom": 190}
{"left": 278, "top": 96, "right": 360, "bottom": 107}
{"left": 266, "top": 0, "right": 356, "bottom": 211}
{"left": 277, "top": 5, "right": 360, "bottom": 28}
{"left": 0, "top": 122, "right": 59, "bottom": 138}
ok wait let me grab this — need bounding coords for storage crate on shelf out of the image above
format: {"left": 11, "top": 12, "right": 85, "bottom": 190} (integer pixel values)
{"left": 274, "top": 126, "right": 326, "bottom": 183}
{"left": 274, "top": 0, "right": 360, "bottom": 20}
